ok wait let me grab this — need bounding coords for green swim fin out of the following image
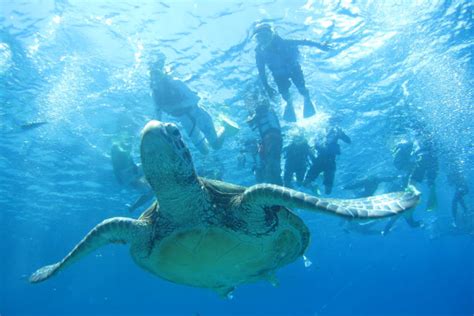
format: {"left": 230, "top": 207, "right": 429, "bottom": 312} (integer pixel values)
{"left": 219, "top": 114, "right": 240, "bottom": 138}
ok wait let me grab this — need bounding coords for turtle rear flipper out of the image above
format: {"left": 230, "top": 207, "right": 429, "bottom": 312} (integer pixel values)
{"left": 29, "top": 263, "right": 61, "bottom": 283}
{"left": 240, "top": 184, "right": 420, "bottom": 218}
{"left": 29, "top": 217, "right": 146, "bottom": 283}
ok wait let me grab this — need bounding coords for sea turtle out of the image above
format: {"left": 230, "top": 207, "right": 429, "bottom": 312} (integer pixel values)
{"left": 30, "top": 120, "right": 420, "bottom": 296}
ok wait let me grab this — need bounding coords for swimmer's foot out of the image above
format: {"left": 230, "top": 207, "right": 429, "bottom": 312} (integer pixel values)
{"left": 303, "top": 98, "right": 316, "bottom": 118}
{"left": 214, "top": 118, "right": 240, "bottom": 150}
{"left": 220, "top": 115, "right": 240, "bottom": 138}
{"left": 283, "top": 103, "right": 297, "bottom": 122}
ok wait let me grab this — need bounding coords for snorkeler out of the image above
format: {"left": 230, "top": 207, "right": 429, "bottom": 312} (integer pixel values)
{"left": 392, "top": 139, "right": 416, "bottom": 187}
{"left": 237, "top": 137, "right": 259, "bottom": 173}
{"left": 447, "top": 165, "right": 470, "bottom": 227}
{"left": 392, "top": 132, "right": 438, "bottom": 211}
{"left": 381, "top": 208, "right": 423, "bottom": 236}
{"left": 253, "top": 23, "right": 331, "bottom": 122}
{"left": 283, "top": 134, "right": 314, "bottom": 188}
{"left": 110, "top": 139, "right": 154, "bottom": 212}
{"left": 246, "top": 96, "right": 283, "bottom": 185}
{"left": 303, "top": 122, "right": 351, "bottom": 194}
{"left": 20, "top": 121, "right": 48, "bottom": 131}
{"left": 149, "top": 52, "right": 238, "bottom": 155}
{"left": 380, "top": 135, "right": 438, "bottom": 234}
{"left": 409, "top": 132, "right": 439, "bottom": 211}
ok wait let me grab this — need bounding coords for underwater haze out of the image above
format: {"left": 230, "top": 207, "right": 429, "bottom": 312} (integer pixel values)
{"left": 1, "top": 0, "right": 473, "bottom": 315}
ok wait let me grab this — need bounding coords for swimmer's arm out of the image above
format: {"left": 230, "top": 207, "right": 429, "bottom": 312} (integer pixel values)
{"left": 338, "top": 129, "right": 352, "bottom": 144}
{"left": 256, "top": 51, "right": 273, "bottom": 95}
{"left": 290, "top": 39, "right": 332, "bottom": 51}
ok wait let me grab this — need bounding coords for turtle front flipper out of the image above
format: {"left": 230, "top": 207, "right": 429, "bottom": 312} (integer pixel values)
{"left": 30, "top": 217, "right": 147, "bottom": 283}
{"left": 240, "top": 184, "right": 420, "bottom": 218}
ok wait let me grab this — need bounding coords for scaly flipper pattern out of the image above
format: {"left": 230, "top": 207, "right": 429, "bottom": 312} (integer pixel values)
{"left": 240, "top": 184, "right": 420, "bottom": 218}
{"left": 30, "top": 217, "right": 146, "bottom": 283}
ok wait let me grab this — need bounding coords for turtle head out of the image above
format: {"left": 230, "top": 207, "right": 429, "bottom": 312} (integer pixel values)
{"left": 140, "top": 120, "right": 198, "bottom": 196}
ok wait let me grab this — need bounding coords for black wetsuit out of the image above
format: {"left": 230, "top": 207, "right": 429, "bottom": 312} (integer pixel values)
{"left": 110, "top": 143, "right": 140, "bottom": 186}
{"left": 410, "top": 139, "right": 438, "bottom": 187}
{"left": 304, "top": 127, "right": 351, "bottom": 194}
{"left": 448, "top": 170, "right": 470, "bottom": 221}
{"left": 392, "top": 141, "right": 416, "bottom": 187}
{"left": 255, "top": 35, "right": 327, "bottom": 100}
{"left": 283, "top": 139, "right": 313, "bottom": 188}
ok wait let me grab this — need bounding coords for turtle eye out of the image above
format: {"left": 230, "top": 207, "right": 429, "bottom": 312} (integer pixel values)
{"left": 166, "top": 125, "right": 180, "bottom": 137}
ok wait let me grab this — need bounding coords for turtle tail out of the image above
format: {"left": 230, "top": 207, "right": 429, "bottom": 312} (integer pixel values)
{"left": 29, "top": 217, "right": 146, "bottom": 283}
{"left": 240, "top": 184, "right": 420, "bottom": 218}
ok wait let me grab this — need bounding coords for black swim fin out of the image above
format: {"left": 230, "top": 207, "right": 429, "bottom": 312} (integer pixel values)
{"left": 20, "top": 121, "right": 48, "bottom": 131}
{"left": 283, "top": 104, "right": 297, "bottom": 122}
{"left": 303, "top": 99, "right": 316, "bottom": 118}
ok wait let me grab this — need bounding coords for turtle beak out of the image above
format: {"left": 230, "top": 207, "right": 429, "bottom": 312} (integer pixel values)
{"left": 142, "top": 120, "right": 164, "bottom": 137}
{"left": 142, "top": 120, "right": 178, "bottom": 142}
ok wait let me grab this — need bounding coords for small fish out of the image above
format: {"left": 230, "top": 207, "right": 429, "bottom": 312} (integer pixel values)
{"left": 159, "top": 2, "right": 170, "bottom": 8}
{"left": 20, "top": 121, "right": 48, "bottom": 131}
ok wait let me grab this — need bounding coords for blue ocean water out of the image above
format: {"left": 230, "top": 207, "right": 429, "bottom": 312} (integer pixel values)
{"left": 1, "top": 0, "right": 473, "bottom": 315}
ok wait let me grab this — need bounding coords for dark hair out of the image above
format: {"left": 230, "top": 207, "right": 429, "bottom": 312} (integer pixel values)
{"left": 253, "top": 23, "right": 273, "bottom": 36}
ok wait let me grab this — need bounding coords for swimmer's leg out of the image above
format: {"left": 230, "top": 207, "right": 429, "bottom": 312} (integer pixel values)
{"left": 291, "top": 66, "right": 315, "bottom": 118}
{"left": 179, "top": 112, "right": 210, "bottom": 155}
{"left": 274, "top": 74, "right": 296, "bottom": 122}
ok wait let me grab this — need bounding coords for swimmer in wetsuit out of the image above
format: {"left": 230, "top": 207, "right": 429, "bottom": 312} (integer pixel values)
{"left": 304, "top": 125, "right": 351, "bottom": 194}
{"left": 246, "top": 97, "right": 283, "bottom": 185}
{"left": 447, "top": 165, "right": 470, "bottom": 227}
{"left": 283, "top": 135, "right": 313, "bottom": 188}
{"left": 253, "top": 23, "right": 331, "bottom": 122}
{"left": 150, "top": 53, "right": 238, "bottom": 155}
{"left": 110, "top": 139, "right": 154, "bottom": 212}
